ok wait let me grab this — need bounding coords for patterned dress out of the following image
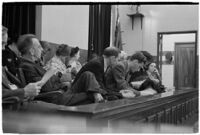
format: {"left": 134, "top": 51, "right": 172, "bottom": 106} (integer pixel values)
{"left": 44, "top": 56, "right": 69, "bottom": 74}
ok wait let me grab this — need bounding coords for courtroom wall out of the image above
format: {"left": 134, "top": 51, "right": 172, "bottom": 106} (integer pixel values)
{"left": 118, "top": 5, "right": 199, "bottom": 56}
{"left": 162, "top": 34, "right": 196, "bottom": 88}
{"left": 36, "top": 5, "right": 89, "bottom": 50}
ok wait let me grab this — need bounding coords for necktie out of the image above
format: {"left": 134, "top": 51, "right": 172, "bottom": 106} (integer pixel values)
{"left": 125, "top": 71, "right": 131, "bottom": 83}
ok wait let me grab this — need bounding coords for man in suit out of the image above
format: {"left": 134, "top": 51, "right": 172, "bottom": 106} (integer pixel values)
{"left": 104, "top": 52, "right": 147, "bottom": 97}
{"left": 2, "top": 26, "right": 20, "bottom": 77}
{"left": 129, "top": 51, "right": 154, "bottom": 83}
{"left": 2, "top": 26, "right": 41, "bottom": 101}
{"left": 72, "top": 47, "right": 120, "bottom": 103}
{"left": 18, "top": 34, "right": 66, "bottom": 93}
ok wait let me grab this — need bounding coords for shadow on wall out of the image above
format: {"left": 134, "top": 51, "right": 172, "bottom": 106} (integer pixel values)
{"left": 42, "top": 41, "right": 88, "bottom": 65}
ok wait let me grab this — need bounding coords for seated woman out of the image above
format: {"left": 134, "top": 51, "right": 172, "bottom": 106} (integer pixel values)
{"left": 130, "top": 62, "right": 165, "bottom": 96}
{"left": 44, "top": 44, "right": 72, "bottom": 83}
{"left": 146, "top": 62, "right": 161, "bottom": 84}
{"left": 66, "top": 46, "right": 82, "bottom": 80}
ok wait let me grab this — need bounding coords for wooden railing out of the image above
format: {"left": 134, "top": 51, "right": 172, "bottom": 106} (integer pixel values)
{"left": 3, "top": 89, "right": 198, "bottom": 133}
{"left": 58, "top": 89, "right": 198, "bottom": 125}
{"left": 135, "top": 96, "right": 198, "bottom": 124}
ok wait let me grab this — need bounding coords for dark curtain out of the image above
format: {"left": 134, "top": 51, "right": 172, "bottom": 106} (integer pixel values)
{"left": 2, "top": 3, "right": 36, "bottom": 43}
{"left": 88, "top": 5, "right": 111, "bottom": 60}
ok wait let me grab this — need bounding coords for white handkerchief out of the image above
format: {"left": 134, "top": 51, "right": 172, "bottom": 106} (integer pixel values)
{"left": 8, "top": 84, "right": 18, "bottom": 90}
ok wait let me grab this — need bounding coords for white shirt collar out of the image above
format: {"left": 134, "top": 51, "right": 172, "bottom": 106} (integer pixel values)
{"left": 103, "top": 58, "right": 108, "bottom": 73}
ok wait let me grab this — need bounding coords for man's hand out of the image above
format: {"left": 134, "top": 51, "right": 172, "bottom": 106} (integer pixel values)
{"left": 151, "top": 78, "right": 160, "bottom": 84}
{"left": 61, "top": 82, "right": 71, "bottom": 88}
{"left": 132, "top": 89, "right": 141, "bottom": 96}
{"left": 120, "top": 90, "right": 136, "bottom": 98}
{"left": 93, "top": 93, "right": 104, "bottom": 103}
{"left": 24, "top": 83, "right": 41, "bottom": 98}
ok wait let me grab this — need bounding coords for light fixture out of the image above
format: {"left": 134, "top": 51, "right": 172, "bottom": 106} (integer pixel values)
{"left": 127, "top": 5, "right": 144, "bottom": 30}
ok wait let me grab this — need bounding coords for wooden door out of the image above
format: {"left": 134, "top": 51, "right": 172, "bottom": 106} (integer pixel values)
{"left": 174, "top": 42, "right": 195, "bottom": 89}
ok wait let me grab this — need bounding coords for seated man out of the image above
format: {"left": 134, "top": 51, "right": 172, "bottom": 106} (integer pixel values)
{"left": 105, "top": 52, "right": 147, "bottom": 98}
{"left": 70, "top": 47, "right": 121, "bottom": 103}
{"left": 129, "top": 51, "right": 154, "bottom": 82}
{"left": 17, "top": 34, "right": 67, "bottom": 93}
{"left": 2, "top": 26, "right": 21, "bottom": 77}
{"left": 2, "top": 26, "right": 40, "bottom": 101}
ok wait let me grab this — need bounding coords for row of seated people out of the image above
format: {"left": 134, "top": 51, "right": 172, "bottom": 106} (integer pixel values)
{"left": 2, "top": 27, "right": 84, "bottom": 105}
{"left": 3, "top": 36, "right": 82, "bottom": 84}
{"left": 2, "top": 26, "right": 165, "bottom": 109}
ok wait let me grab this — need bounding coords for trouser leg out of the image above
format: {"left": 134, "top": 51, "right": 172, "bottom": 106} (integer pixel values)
{"left": 139, "top": 78, "right": 153, "bottom": 90}
{"left": 71, "top": 71, "right": 104, "bottom": 93}
{"left": 57, "top": 71, "right": 105, "bottom": 106}
{"left": 57, "top": 91, "right": 92, "bottom": 106}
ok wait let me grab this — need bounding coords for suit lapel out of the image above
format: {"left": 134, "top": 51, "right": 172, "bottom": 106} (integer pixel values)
{"left": 104, "top": 66, "right": 111, "bottom": 79}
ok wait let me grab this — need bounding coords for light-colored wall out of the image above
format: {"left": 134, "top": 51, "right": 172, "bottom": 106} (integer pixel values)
{"left": 162, "top": 34, "right": 195, "bottom": 88}
{"left": 118, "top": 5, "right": 199, "bottom": 56}
{"left": 39, "top": 5, "right": 89, "bottom": 50}
{"left": 37, "top": 5, "right": 198, "bottom": 53}
{"left": 162, "top": 34, "right": 195, "bottom": 51}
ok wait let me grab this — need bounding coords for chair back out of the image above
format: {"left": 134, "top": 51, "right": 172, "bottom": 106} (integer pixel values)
{"left": 2, "top": 96, "right": 21, "bottom": 110}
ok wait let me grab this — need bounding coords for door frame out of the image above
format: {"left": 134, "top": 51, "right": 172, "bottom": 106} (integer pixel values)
{"left": 174, "top": 42, "right": 196, "bottom": 89}
{"left": 157, "top": 30, "right": 198, "bottom": 88}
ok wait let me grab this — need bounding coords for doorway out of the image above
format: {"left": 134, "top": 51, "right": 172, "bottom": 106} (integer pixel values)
{"left": 157, "top": 31, "right": 198, "bottom": 90}
{"left": 174, "top": 42, "right": 195, "bottom": 89}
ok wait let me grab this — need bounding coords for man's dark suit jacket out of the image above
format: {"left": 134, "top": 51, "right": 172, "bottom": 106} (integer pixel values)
{"left": 2, "top": 45, "right": 20, "bottom": 76}
{"left": 72, "top": 57, "right": 110, "bottom": 96}
{"left": 2, "top": 67, "right": 24, "bottom": 99}
{"left": 104, "top": 61, "right": 132, "bottom": 92}
{"left": 19, "top": 57, "right": 62, "bottom": 93}
{"left": 72, "top": 57, "right": 106, "bottom": 90}
{"left": 129, "top": 69, "right": 148, "bottom": 83}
